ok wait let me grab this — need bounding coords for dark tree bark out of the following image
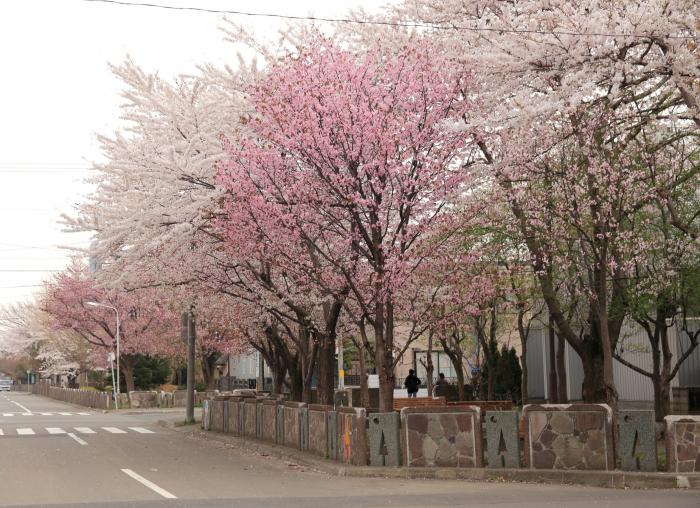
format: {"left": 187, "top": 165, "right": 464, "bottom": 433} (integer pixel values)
{"left": 199, "top": 350, "right": 218, "bottom": 391}
{"left": 120, "top": 354, "right": 137, "bottom": 396}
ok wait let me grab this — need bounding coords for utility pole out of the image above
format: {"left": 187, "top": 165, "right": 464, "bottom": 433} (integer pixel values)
{"left": 337, "top": 340, "right": 345, "bottom": 390}
{"left": 185, "top": 307, "right": 196, "bottom": 424}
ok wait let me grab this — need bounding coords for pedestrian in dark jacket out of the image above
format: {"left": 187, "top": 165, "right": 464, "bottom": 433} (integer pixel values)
{"left": 404, "top": 369, "right": 421, "bottom": 398}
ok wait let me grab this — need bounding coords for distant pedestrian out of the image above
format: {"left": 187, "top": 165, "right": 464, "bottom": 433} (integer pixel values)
{"left": 404, "top": 369, "right": 421, "bottom": 398}
{"left": 433, "top": 372, "right": 449, "bottom": 396}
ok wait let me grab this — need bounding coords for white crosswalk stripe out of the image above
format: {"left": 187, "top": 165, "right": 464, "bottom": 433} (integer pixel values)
{"left": 102, "top": 427, "right": 127, "bottom": 434}
{"left": 128, "top": 427, "right": 155, "bottom": 434}
{"left": 0, "top": 426, "right": 155, "bottom": 436}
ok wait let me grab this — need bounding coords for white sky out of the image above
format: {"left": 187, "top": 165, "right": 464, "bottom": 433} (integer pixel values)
{"left": 0, "top": 0, "right": 392, "bottom": 306}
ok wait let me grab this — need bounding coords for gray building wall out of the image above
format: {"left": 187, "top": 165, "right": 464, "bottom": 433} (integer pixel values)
{"left": 526, "top": 317, "right": 699, "bottom": 403}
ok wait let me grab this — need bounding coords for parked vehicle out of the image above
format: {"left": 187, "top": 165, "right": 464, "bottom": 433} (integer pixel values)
{"left": 0, "top": 378, "right": 13, "bottom": 391}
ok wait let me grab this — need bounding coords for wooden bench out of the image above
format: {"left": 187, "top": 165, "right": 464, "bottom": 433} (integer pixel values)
{"left": 393, "top": 397, "right": 447, "bottom": 411}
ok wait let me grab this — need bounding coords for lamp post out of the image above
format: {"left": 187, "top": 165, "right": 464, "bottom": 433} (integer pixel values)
{"left": 86, "top": 301, "right": 120, "bottom": 410}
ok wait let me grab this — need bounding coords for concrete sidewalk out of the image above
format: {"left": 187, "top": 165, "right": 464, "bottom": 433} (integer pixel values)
{"left": 171, "top": 423, "right": 700, "bottom": 490}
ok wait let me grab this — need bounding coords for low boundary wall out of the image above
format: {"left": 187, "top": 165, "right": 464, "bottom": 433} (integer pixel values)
{"left": 31, "top": 381, "right": 112, "bottom": 410}
{"left": 199, "top": 396, "right": 700, "bottom": 474}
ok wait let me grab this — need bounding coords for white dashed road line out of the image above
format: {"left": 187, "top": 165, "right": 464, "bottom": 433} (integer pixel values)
{"left": 67, "top": 432, "right": 88, "bottom": 446}
{"left": 46, "top": 427, "right": 66, "bottom": 434}
{"left": 74, "top": 427, "right": 96, "bottom": 434}
{"left": 16, "top": 428, "right": 34, "bottom": 435}
{"left": 128, "top": 427, "right": 155, "bottom": 434}
{"left": 121, "top": 469, "right": 177, "bottom": 499}
{"left": 102, "top": 427, "right": 127, "bottom": 434}
{"left": 10, "top": 400, "right": 33, "bottom": 414}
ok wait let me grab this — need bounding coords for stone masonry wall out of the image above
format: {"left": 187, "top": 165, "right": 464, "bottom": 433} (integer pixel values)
{"left": 665, "top": 415, "right": 700, "bottom": 473}
{"left": 523, "top": 404, "right": 614, "bottom": 470}
{"left": 400, "top": 406, "right": 483, "bottom": 468}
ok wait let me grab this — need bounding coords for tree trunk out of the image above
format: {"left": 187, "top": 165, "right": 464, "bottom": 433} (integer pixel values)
{"left": 580, "top": 344, "right": 607, "bottom": 402}
{"left": 316, "top": 333, "right": 335, "bottom": 406}
{"left": 375, "top": 297, "right": 395, "bottom": 412}
{"left": 288, "top": 355, "right": 304, "bottom": 402}
{"left": 358, "top": 343, "right": 370, "bottom": 408}
{"left": 120, "top": 355, "right": 136, "bottom": 396}
{"left": 557, "top": 333, "right": 568, "bottom": 403}
{"left": 199, "top": 351, "right": 218, "bottom": 391}
{"left": 425, "top": 332, "right": 434, "bottom": 396}
{"left": 520, "top": 338, "right": 529, "bottom": 405}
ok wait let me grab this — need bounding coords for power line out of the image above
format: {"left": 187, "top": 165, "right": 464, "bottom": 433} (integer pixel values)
{"left": 83, "top": 0, "right": 699, "bottom": 40}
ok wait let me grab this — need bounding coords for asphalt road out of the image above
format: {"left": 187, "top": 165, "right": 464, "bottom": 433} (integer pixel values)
{"left": 0, "top": 392, "right": 697, "bottom": 507}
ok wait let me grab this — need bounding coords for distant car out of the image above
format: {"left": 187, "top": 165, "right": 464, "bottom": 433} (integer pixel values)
{"left": 0, "top": 379, "right": 12, "bottom": 391}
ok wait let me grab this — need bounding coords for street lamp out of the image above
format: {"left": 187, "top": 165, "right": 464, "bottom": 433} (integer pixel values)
{"left": 86, "top": 301, "right": 120, "bottom": 410}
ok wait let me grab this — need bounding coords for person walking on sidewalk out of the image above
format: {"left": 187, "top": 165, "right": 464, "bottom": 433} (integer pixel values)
{"left": 404, "top": 369, "right": 421, "bottom": 398}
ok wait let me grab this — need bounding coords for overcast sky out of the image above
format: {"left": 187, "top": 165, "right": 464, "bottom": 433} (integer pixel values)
{"left": 0, "top": 0, "right": 392, "bottom": 306}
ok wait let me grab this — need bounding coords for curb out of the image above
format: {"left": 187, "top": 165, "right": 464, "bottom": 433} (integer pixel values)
{"left": 177, "top": 427, "right": 700, "bottom": 490}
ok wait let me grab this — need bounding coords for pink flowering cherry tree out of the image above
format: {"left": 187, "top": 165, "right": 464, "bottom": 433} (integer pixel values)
{"left": 219, "top": 37, "right": 477, "bottom": 410}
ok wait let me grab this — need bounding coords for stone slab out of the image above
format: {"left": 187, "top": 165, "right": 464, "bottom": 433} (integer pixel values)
{"left": 336, "top": 407, "right": 368, "bottom": 466}
{"left": 619, "top": 410, "right": 656, "bottom": 472}
{"left": 226, "top": 400, "right": 241, "bottom": 436}
{"left": 327, "top": 410, "right": 338, "bottom": 460}
{"left": 485, "top": 411, "right": 520, "bottom": 468}
{"left": 368, "top": 412, "right": 400, "bottom": 467}
{"left": 308, "top": 405, "right": 331, "bottom": 457}
{"left": 211, "top": 399, "right": 225, "bottom": 432}
{"left": 300, "top": 407, "right": 309, "bottom": 451}
{"left": 261, "top": 400, "right": 278, "bottom": 443}
{"left": 523, "top": 404, "right": 614, "bottom": 471}
{"left": 283, "top": 402, "right": 306, "bottom": 449}
{"left": 276, "top": 404, "right": 285, "bottom": 444}
{"left": 256, "top": 400, "right": 264, "bottom": 439}
{"left": 202, "top": 399, "right": 211, "bottom": 430}
{"left": 244, "top": 399, "right": 257, "bottom": 438}
{"left": 400, "top": 406, "right": 483, "bottom": 468}
{"left": 665, "top": 415, "right": 700, "bottom": 473}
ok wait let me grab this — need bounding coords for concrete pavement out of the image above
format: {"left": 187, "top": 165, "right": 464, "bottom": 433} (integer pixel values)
{"left": 0, "top": 392, "right": 698, "bottom": 507}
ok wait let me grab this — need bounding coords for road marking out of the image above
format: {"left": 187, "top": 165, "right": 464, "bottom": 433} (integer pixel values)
{"left": 102, "top": 427, "right": 127, "bottom": 434}
{"left": 121, "top": 469, "right": 177, "bottom": 499}
{"left": 77, "top": 412, "right": 90, "bottom": 415}
{"left": 57, "top": 412, "right": 73, "bottom": 416}
{"left": 0, "top": 429, "right": 4, "bottom": 435}
{"left": 46, "top": 427, "right": 66, "bottom": 434}
{"left": 39, "top": 412, "right": 54, "bottom": 416}
{"left": 74, "top": 427, "right": 96, "bottom": 434}
{"left": 16, "top": 428, "right": 34, "bottom": 435}
{"left": 2, "top": 413, "right": 13, "bottom": 417}
{"left": 67, "top": 432, "right": 88, "bottom": 445}
{"left": 128, "top": 427, "right": 155, "bottom": 434}
{"left": 10, "top": 400, "right": 33, "bottom": 414}
{"left": 21, "top": 412, "right": 32, "bottom": 416}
